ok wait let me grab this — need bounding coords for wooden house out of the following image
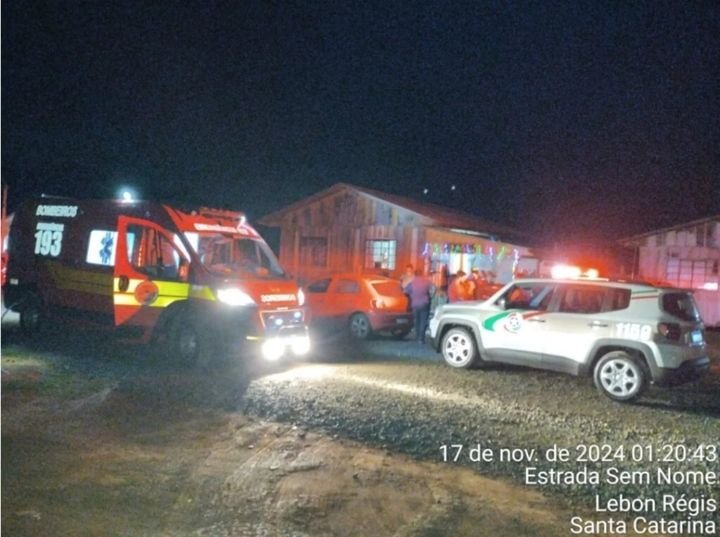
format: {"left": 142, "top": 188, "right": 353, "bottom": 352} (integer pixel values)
{"left": 620, "top": 215, "right": 720, "bottom": 326}
{"left": 258, "top": 183, "right": 535, "bottom": 286}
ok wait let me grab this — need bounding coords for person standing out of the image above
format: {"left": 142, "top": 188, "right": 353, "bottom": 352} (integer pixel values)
{"left": 448, "top": 270, "right": 472, "bottom": 302}
{"left": 406, "top": 269, "right": 433, "bottom": 344}
{"left": 400, "top": 264, "right": 414, "bottom": 292}
{"left": 470, "top": 268, "right": 486, "bottom": 300}
{"left": 400, "top": 264, "right": 415, "bottom": 312}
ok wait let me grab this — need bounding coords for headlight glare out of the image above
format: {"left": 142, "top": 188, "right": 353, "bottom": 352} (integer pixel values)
{"left": 217, "top": 288, "right": 255, "bottom": 306}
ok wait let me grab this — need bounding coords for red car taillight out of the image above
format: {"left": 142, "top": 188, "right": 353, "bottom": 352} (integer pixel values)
{"left": 657, "top": 322, "right": 681, "bottom": 341}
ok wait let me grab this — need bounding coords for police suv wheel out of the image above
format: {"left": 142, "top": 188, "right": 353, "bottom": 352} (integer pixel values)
{"left": 349, "top": 313, "right": 372, "bottom": 340}
{"left": 441, "top": 327, "right": 479, "bottom": 369}
{"left": 593, "top": 351, "right": 647, "bottom": 402}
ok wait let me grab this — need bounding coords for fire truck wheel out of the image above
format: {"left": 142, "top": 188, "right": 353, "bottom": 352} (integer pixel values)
{"left": 19, "top": 296, "right": 45, "bottom": 337}
{"left": 169, "top": 317, "right": 210, "bottom": 367}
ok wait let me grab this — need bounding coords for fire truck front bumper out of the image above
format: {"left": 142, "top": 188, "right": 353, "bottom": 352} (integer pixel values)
{"left": 211, "top": 305, "right": 311, "bottom": 361}
{"left": 252, "top": 324, "right": 311, "bottom": 361}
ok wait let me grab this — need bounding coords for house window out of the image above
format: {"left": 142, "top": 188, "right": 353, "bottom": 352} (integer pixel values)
{"left": 702, "top": 223, "right": 717, "bottom": 248}
{"left": 300, "top": 237, "right": 327, "bottom": 267}
{"left": 666, "top": 259, "right": 717, "bottom": 289}
{"left": 696, "top": 225, "right": 705, "bottom": 247}
{"left": 376, "top": 204, "right": 391, "bottom": 225}
{"left": 365, "top": 239, "right": 396, "bottom": 270}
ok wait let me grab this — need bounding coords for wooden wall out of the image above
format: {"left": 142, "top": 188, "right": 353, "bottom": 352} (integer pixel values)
{"left": 275, "top": 189, "right": 429, "bottom": 284}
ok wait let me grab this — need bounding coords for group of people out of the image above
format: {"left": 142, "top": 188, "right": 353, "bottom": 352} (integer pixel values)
{"left": 448, "top": 268, "right": 496, "bottom": 302}
{"left": 400, "top": 264, "right": 496, "bottom": 344}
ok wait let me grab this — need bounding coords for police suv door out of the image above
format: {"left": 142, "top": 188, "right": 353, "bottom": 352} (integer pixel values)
{"left": 481, "top": 281, "right": 556, "bottom": 365}
{"left": 540, "top": 284, "right": 613, "bottom": 373}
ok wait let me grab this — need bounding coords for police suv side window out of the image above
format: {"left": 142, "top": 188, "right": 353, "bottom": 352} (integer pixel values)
{"left": 558, "top": 286, "right": 605, "bottom": 314}
{"left": 606, "top": 288, "right": 631, "bottom": 312}
{"left": 501, "top": 282, "right": 555, "bottom": 311}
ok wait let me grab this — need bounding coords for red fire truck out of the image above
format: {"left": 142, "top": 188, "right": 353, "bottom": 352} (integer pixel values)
{"left": 3, "top": 197, "right": 310, "bottom": 363}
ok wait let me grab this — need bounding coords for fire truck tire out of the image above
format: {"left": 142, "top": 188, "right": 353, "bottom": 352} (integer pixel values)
{"left": 168, "top": 314, "right": 212, "bottom": 368}
{"left": 19, "top": 295, "right": 46, "bottom": 337}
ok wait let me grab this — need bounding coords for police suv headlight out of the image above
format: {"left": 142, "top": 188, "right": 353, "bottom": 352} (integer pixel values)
{"left": 297, "top": 288, "right": 305, "bottom": 306}
{"left": 217, "top": 288, "right": 255, "bottom": 306}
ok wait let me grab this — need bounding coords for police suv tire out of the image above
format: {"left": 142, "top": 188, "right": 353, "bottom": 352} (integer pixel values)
{"left": 441, "top": 327, "right": 480, "bottom": 369}
{"left": 593, "top": 351, "right": 647, "bottom": 402}
{"left": 349, "top": 313, "right": 372, "bottom": 340}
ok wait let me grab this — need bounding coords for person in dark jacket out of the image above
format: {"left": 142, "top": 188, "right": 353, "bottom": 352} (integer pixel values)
{"left": 406, "top": 269, "right": 433, "bottom": 343}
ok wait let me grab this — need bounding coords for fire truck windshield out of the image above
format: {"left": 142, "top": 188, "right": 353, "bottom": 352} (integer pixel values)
{"left": 185, "top": 232, "right": 285, "bottom": 278}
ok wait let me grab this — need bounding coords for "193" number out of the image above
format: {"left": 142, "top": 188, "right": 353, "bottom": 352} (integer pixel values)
{"left": 34, "top": 222, "right": 65, "bottom": 257}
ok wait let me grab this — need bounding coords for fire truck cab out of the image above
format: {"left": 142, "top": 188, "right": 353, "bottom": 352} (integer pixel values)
{"left": 4, "top": 197, "right": 310, "bottom": 363}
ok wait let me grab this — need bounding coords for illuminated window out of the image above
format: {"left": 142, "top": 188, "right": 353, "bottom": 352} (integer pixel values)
{"left": 86, "top": 230, "right": 119, "bottom": 266}
{"left": 666, "top": 259, "right": 718, "bottom": 289}
{"left": 300, "top": 237, "right": 327, "bottom": 267}
{"left": 365, "top": 239, "right": 396, "bottom": 270}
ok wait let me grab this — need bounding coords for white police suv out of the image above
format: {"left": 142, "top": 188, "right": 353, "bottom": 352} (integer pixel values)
{"left": 428, "top": 278, "right": 710, "bottom": 402}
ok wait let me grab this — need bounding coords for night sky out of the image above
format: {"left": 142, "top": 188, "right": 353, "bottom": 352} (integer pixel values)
{"left": 3, "top": 0, "right": 719, "bottom": 243}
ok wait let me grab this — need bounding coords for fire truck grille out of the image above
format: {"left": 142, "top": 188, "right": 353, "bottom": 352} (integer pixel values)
{"left": 261, "top": 309, "right": 305, "bottom": 329}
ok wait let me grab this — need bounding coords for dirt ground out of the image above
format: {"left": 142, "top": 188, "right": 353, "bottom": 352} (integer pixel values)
{"left": 2, "top": 320, "right": 718, "bottom": 536}
{"left": 0, "top": 323, "right": 610, "bottom": 537}
{"left": 2, "top": 365, "right": 579, "bottom": 537}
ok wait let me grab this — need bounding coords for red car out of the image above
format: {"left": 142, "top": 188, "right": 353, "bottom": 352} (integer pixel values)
{"left": 305, "top": 273, "right": 413, "bottom": 339}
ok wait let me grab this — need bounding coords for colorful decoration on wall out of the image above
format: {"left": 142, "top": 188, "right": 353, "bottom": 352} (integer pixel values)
{"left": 422, "top": 242, "right": 522, "bottom": 266}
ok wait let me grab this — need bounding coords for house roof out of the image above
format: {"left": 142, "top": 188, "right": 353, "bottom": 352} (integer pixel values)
{"left": 259, "top": 182, "right": 526, "bottom": 241}
{"left": 619, "top": 214, "right": 720, "bottom": 246}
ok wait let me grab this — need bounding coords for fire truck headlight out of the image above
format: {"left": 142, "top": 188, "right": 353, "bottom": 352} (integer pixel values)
{"left": 261, "top": 338, "right": 285, "bottom": 361}
{"left": 217, "top": 288, "right": 255, "bottom": 306}
{"left": 291, "top": 335, "right": 311, "bottom": 356}
{"left": 297, "top": 288, "right": 306, "bottom": 306}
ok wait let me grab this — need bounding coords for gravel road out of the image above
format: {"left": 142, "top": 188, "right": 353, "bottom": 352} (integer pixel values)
{"left": 243, "top": 336, "right": 720, "bottom": 521}
{"left": 3, "top": 324, "right": 719, "bottom": 535}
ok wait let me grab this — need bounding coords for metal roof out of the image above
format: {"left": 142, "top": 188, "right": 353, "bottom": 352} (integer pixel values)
{"left": 619, "top": 214, "right": 720, "bottom": 245}
{"left": 259, "top": 182, "right": 526, "bottom": 242}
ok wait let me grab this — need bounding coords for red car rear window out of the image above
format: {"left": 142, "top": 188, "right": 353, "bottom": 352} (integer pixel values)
{"left": 371, "top": 281, "right": 404, "bottom": 297}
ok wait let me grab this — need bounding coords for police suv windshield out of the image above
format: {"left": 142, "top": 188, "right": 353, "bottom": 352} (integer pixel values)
{"left": 185, "top": 232, "right": 285, "bottom": 278}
